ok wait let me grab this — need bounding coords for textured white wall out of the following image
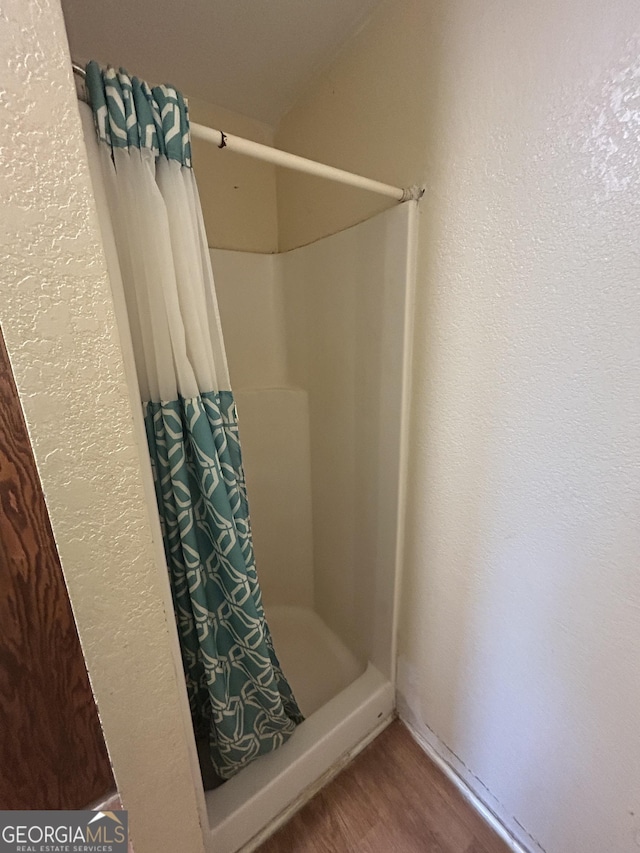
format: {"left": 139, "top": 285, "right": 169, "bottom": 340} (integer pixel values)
{"left": 0, "top": 2, "right": 205, "bottom": 851}
{"left": 277, "top": 1, "right": 640, "bottom": 851}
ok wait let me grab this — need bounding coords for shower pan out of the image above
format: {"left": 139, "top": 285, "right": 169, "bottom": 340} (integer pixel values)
{"left": 205, "top": 200, "right": 418, "bottom": 852}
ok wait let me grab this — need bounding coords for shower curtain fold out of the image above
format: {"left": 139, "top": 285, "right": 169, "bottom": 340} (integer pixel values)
{"left": 81, "top": 61, "right": 302, "bottom": 780}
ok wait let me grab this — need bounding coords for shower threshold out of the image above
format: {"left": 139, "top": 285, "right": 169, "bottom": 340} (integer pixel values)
{"left": 204, "top": 607, "right": 394, "bottom": 853}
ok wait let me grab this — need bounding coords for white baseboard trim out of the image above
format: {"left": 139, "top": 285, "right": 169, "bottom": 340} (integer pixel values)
{"left": 401, "top": 717, "right": 536, "bottom": 853}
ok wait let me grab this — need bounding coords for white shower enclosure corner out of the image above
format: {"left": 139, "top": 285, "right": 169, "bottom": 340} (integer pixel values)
{"left": 206, "top": 200, "right": 417, "bottom": 852}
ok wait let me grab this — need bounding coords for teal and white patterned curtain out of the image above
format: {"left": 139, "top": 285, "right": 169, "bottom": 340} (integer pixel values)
{"left": 81, "top": 62, "right": 302, "bottom": 780}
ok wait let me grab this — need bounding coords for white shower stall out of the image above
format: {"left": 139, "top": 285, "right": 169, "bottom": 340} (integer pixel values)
{"left": 78, "top": 79, "right": 418, "bottom": 847}
{"left": 204, "top": 200, "right": 417, "bottom": 851}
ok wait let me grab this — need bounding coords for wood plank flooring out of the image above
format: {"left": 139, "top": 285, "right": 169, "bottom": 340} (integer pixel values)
{"left": 257, "top": 720, "right": 512, "bottom": 853}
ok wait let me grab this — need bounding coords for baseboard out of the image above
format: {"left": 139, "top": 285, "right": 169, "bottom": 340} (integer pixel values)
{"left": 401, "top": 716, "right": 538, "bottom": 853}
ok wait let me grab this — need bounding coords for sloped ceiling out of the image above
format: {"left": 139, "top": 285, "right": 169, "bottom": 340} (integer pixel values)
{"left": 61, "top": 0, "right": 384, "bottom": 125}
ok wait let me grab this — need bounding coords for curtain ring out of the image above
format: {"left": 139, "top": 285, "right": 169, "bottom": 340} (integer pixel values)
{"left": 218, "top": 131, "right": 227, "bottom": 149}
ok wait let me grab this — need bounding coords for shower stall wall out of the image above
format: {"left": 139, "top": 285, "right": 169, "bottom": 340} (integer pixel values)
{"left": 74, "top": 56, "right": 416, "bottom": 848}
{"left": 207, "top": 200, "right": 417, "bottom": 852}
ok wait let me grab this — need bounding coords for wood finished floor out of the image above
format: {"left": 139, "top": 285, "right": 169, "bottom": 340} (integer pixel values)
{"left": 257, "top": 720, "right": 512, "bottom": 853}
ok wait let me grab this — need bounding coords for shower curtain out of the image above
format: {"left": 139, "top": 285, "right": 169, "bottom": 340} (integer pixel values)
{"left": 81, "top": 62, "right": 302, "bottom": 780}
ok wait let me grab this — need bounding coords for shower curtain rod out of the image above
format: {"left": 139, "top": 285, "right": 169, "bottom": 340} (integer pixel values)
{"left": 72, "top": 62, "right": 423, "bottom": 202}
